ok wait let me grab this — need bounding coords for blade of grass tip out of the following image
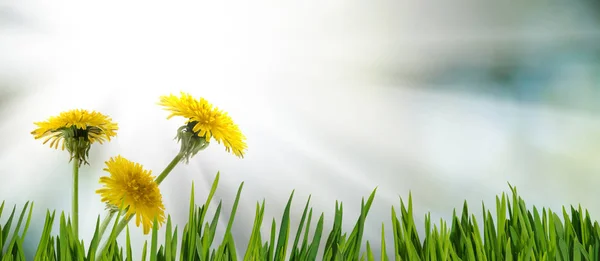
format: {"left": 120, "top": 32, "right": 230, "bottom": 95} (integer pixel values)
{"left": 381, "top": 223, "right": 388, "bottom": 261}
{"left": 244, "top": 200, "right": 266, "bottom": 261}
{"left": 306, "top": 213, "right": 324, "bottom": 261}
{"left": 18, "top": 202, "right": 33, "bottom": 245}
{"left": 202, "top": 201, "right": 223, "bottom": 259}
{"left": 222, "top": 182, "right": 244, "bottom": 249}
{"left": 73, "top": 234, "right": 85, "bottom": 261}
{"left": 401, "top": 191, "right": 421, "bottom": 254}
{"left": 390, "top": 205, "right": 401, "bottom": 260}
{"left": 583, "top": 207, "right": 593, "bottom": 248}
{"left": 125, "top": 225, "right": 132, "bottom": 261}
{"left": 562, "top": 206, "right": 574, "bottom": 246}
{"left": 150, "top": 217, "right": 159, "bottom": 261}
{"left": 291, "top": 195, "right": 311, "bottom": 260}
{"left": 244, "top": 209, "right": 259, "bottom": 261}
{"left": 470, "top": 213, "right": 486, "bottom": 261}
{"left": 366, "top": 241, "right": 375, "bottom": 261}
{"left": 521, "top": 199, "right": 534, "bottom": 237}
{"left": 448, "top": 209, "right": 462, "bottom": 258}
{"left": 423, "top": 213, "right": 431, "bottom": 259}
{"left": 547, "top": 208, "right": 557, "bottom": 260}
{"left": 573, "top": 205, "right": 585, "bottom": 246}
{"left": 6, "top": 201, "right": 30, "bottom": 254}
{"left": 85, "top": 215, "right": 101, "bottom": 261}
{"left": 165, "top": 216, "right": 172, "bottom": 261}
{"left": 50, "top": 236, "right": 57, "bottom": 261}
{"left": 298, "top": 208, "right": 314, "bottom": 259}
{"left": 258, "top": 200, "right": 267, "bottom": 257}
{"left": 273, "top": 190, "right": 294, "bottom": 261}
{"left": 194, "top": 173, "right": 221, "bottom": 260}
{"left": 34, "top": 210, "right": 56, "bottom": 260}
{"left": 335, "top": 203, "right": 344, "bottom": 257}
{"left": 201, "top": 172, "right": 220, "bottom": 223}
{"left": 347, "top": 198, "right": 368, "bottom": 260}
{"left": 215, "top": 183, "right": 244, "bottom": 260}
{"left": 171, "top": 228, "right": 178, "bottom": 261}
{"left": 77, "top": 239, "right": 85, "bottom": 261}
{"left": 432, "top": 222, "right": 444, "bottom": 261}
{"left": 141, "top": 240, "right": 148, "bottom": 261}
{"left": 463, "top": 213, "right": 477, "bottom": 261}
{"left": 185, "top": 182, "right": 196, "bottom": 261}
{"left": 192, "top": 207, "right": 202, "bottom": 259}
{"left": 459, "top": 201, "right": 470, "bottom": 237}
{"left": 268, "top": 218, "right": 276, "bottom": 261}
{"left": 504, "top": 239, "right": 513, "bottom": 261}
{"left": 323, "top": 201, "right": 343, "bottom": 260}
{"left": 358, "top": 188, "right": 378, "bottom": 246}
{"left": 496, "top": 192, "right": 507, "bottom": 258}
{"left": 433, "top": 220, "right": 444, "bottom": 261}
{"left": 351, "top": 188, "right": 377, "bottom": 246}
{"left": 261, "top": 242, "right": 270, "bottom": 260}
{"left": 56, "top": 212, "right": 67, "bottom": 261}
{"left": 1, "top": 205, "right": 17, "bottom": 252}
{"left": 58, "top": 212, "right": 68, "bottom": 261}
{"left": 483, "top": 210, "right": 495, "bottom": 259}
{"left": 157, "top": 246, "right": 165, "bottom": 261}
{"left": 531, "top": 207, "right": 546, "bottom": 255}
{"left": 514, "top": 203, "right": 531, "bottom": 249}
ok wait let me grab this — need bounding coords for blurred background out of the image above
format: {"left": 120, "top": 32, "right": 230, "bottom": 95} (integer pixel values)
{"left": 1, "top": 0, "right": 600, "bottom": 259}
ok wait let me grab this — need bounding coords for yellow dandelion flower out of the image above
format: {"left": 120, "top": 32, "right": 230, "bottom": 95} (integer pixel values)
{"left": 31, "top": 109, "right": 118, "bottom": 165}
{"left": 158, "top": 92, "right": 247, "bottom": 160}
{"left": 96, "top": 156, "right": 166, "bottom": 234}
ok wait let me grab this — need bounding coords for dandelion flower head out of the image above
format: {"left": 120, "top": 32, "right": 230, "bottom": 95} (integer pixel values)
{"left": 96, "top": 155, "right": 166, "bottom": 234}
{"left": 31, "top": 109, "right": 118, "bottom": 164}
{"left": 158, "top": 92, "right": 247, "bottom": 158}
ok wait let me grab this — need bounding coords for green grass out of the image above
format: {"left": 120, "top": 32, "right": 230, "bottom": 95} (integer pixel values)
{"left": 1, "top": 174, "right": 599, "bottom": 260}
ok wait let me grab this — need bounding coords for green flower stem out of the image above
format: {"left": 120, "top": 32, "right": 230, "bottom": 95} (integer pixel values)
{"left": 96, "top": 213, "right": 127, "bottom": 260}
{"left": 114, "top": 215, "right": 134, "bottom": 240}
{"left": 154, "top": 152, "right": 184, "bottom": 185}
{"left": 72, "top": 157, "right": 79, "bottom": 238}
{"left": 97, "top": 210, "right": 117, "bottom": 242}
{"left": 96, "top": 213, "right": 134, "bottom": 260}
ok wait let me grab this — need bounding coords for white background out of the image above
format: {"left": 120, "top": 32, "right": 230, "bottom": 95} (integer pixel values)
{"left": 1, "top": 1, "right": 600, "bottom": 259}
